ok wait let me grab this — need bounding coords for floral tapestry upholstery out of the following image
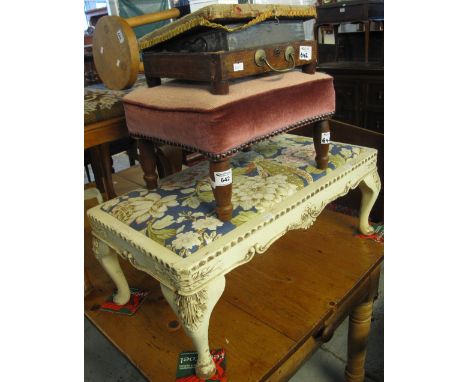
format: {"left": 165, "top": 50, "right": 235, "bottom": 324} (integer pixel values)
{"left": 101, "top": 134, "right": 362, "bottom": 258}
{"left": 84, "top": 76, "right": 147, "bottom": 125}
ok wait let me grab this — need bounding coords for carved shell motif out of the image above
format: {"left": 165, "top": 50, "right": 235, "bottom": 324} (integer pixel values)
{"left": 175, "top": 289, "right": 208, "bottom": 331}
{"left": 288, "top": 204, "right": 324, "bottom": 231}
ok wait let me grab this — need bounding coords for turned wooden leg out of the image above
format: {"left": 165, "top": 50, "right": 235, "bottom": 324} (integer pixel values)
{"left": 155, "top": 145, "right": 183, "bottom": 179}
{"left": 89, "top": 146, "right": 106, "bottom": 195}
{"left": 161, "top": 276, "right": 226, "bottom": 379}
{"left": 92, "top": 237, "right": 131, "bottom": 305}
{"left": 313, "top": 119, "right": 331, "bottom": 169}
{"left": 345, "top": 300, "right": 374, "bottom": 382}
{"left": 100, "top": 143, "right": 116, "bottom": 199}
{"left": 127, "top": 140, "right": 138, "bottom": 166}
{"left": 358, "top": 170, "right": 381, "bottom": 235}
{"left": 138, "top": 139, "right": 158, "bottom": 189}
{"left": 209, "top": 159, "right": 233, "bottom": 221}
{"left": 345, "top": 266, "right": 381, "bottom": 382}
{"left": 211, "top": 80, "right": 229, "bottom": 95}
{"left": 89, "top": 145, "right": 116, "bottom": 199}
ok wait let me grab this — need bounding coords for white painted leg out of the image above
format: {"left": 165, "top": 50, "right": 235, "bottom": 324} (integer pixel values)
{"left": 161, "top": 276, "right": 226, "bottom": 379}
{"left": 92, "top": 237, "right": 131, "bottom": 305}
{"left": 358, "top": 170, "right": 381, "bottom": 235}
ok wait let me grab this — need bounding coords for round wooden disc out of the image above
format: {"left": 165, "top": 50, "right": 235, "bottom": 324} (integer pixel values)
{"left": 92, "top": 16, "right": 140, "bottom": 90}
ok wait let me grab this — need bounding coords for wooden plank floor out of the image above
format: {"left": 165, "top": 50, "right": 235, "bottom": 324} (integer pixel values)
{"left": 85, "top": 166, "right": 384, "bottom": 382}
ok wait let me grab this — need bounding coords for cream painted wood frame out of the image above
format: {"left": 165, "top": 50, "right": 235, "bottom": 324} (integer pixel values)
{"left": 87, "top": 142, "right": 381, "bottom": 378}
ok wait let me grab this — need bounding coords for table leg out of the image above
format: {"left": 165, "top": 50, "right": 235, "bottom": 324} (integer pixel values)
{"left": 358, "top": 170, "right": 381, "bottom": 235}
{"left": 209, "top": 159, "right": 233, "bottom": 221}
{"left": 313, "top": 119, "right": 331, "bottom": 169}
{"left": 92, "top": 237, "right": 131, "bottom": 305}
{"left": 138, "top": 139, "right": 159, "bottom": 189}
{"left": 155, "top": 145, "right": 183, "bottom": 179}
{"left": 127, "top": 140, "right": 138, "bottom": 166}
{"left": 345, "top": 266, "right": 381, "bottom": 382}
{"left": 161, "top": 276, "right": 226, "bottom": 379}
{"left": 89, "top": 145, "right": 116, "bottom": 199}
{"left": 89, "top": 146, "right": 106, "bottom": 195}
{"left": 100, "top": 143, "right": 116, "bottom": 199}
{"left": 345, "top": 300, "right": 374, "bottom": 382}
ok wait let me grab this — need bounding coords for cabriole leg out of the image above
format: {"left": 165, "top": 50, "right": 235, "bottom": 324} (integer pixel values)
{"left": 161, "top": 276, "right": 226, "bottom": 379}
{"left": 313, "top": 119, "right": 331, "bottom": 169}
{"left": 209, "top": 159, "right": 233, "bottom": 221}
{"left": 358, "top": 170, "right": 381, "bottom": 234}
{"left": 92, "top": 237, "right": 130, "bottom": 305}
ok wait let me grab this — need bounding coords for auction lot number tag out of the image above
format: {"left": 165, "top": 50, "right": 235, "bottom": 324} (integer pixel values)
{"left": 116, "top": 29, "right": 125, "bottom": 43}
{"left": 233, "top": 62, "right": 244, "bottom": 72}
{"left": 321, "top": 132, "right": 331, "bottom": 144}
{"left": 212, "top": 169, "right": 232, "bottom": 188}
{"left": 299, "top": 46, "right": 312, "bottom": 61}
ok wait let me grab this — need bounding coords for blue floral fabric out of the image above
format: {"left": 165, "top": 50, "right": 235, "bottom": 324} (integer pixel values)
{"left": 101, "top": 134, "right": 362, "bottom": 258}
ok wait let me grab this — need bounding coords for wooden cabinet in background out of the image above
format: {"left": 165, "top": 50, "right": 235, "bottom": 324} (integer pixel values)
{"left": 319, "top": 64, "right": 384, "bottom": 133}
{"left": 315, "top": 0, "right": 384, "bottom": 133}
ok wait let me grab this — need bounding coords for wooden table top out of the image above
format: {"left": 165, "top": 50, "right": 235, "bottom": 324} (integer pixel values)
{"left": 85, "top": 166, "right": 383, "bottom": 381}
{"left": 84, "top": 116, "right": 128, "bottom": 150}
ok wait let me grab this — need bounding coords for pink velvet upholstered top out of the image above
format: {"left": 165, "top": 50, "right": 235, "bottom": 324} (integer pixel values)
{"left": 123, "top": 71, "right": 335, "bottom": 159}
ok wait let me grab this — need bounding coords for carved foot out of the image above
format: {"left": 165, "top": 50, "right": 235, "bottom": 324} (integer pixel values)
{"left": 161, "top": 276, "right": 226, "bottom": 379}
{"left": 92, "top": 238, "right": 131, "bottom": 305}
{"left": 358, "top": 170, "right": 381, "bottom": 235}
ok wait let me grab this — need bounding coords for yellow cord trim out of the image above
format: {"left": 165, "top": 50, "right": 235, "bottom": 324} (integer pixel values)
{"left": 138, "top": 6, "right": 316, "bottom": 50}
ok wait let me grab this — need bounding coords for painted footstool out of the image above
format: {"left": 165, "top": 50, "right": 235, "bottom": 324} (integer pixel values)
{"left": 123, "top": 71, "right": 335, "bottom": 221}
{"left": 87, "top": 134, "right": 381, "bottom": 379}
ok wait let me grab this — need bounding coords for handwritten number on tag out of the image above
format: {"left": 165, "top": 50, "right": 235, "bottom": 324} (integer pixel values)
{"left": 321, "top": 132, "right": 330, "bottom": 144}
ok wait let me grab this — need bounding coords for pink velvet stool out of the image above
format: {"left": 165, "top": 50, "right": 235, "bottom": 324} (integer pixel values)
{"left": 123, "top": 70, "right": 335, "bottom": 221}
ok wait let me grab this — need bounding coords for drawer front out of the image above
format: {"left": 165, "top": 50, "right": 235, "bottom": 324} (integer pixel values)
{"left": 366, "top": 81, "right": 384, "bottom": 107}
{"left": 223, "top": 40, "right": 317, "bottom": 79}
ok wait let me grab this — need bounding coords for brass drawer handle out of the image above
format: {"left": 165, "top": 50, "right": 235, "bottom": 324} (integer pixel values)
{"left": 255, "top": 46, "right": 295, "bottom": 73}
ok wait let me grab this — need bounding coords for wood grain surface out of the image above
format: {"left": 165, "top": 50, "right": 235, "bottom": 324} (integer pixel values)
{"left": 93, "top": 16, "right": 140, "bottom": 90}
